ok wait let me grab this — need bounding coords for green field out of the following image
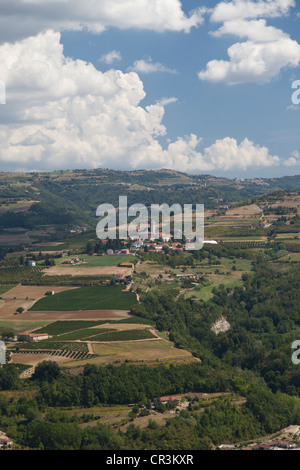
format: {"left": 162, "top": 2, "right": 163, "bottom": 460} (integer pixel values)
{"left": 0, "top": 284, "right": 17, "bottom": 295}
{"left": 33, "top": 318, "right": 155, "bottom": 337}
{"left": 56, "top": 254, "right": 136, "bottom": 267}
{"left": 185, "top": 279, "right": 242, "bottom": 302}
{"left": 33, "top": 320, "right": 108, "bottom": 335}
{"left": 29, "top": 286, "right": 138, "bottom": 311}
{"left": 35, "top": 244, "right": 68, "bottom": 251}
{"left": 48, "top": 328, "right": 115, "bottom": 341}
{"left": 87, "top": 329, "right": 155, "bottom": 342}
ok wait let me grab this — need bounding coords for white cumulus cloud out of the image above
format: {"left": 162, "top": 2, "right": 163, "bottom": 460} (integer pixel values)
{"left": 99, "top": 50, "right": 122, "bottom": 65}
{"left": 283, "top": 150, "right": 300, "bottom": 166}
{"left": 0, "top": 0, "right": 205, "bottom": 43}
{"left": 0, "top": 30, "right": 289, "bottom": 173}
{"left": 199, "top": 0, "right": 300, "bottom": 84}
{"left": 129, "top": 58, "right": 178, "bottom": 74}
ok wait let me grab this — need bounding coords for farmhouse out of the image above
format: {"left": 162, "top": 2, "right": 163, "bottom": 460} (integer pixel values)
{"left": 114, "top": 273, "right": 126, "bottom": 280}
{"left": 149, "top": 244, "right": 163, "bottom": 252}
{"left": 260, "top": 221, "right": 273, "bottom": 228}
{"left": 160, "top": 396, "right": 178, "bottom": 404}
{"left": 176, "top": 274, "right": 197, "bottom": 279}
{"left": 131, "top": 241, "right": 143, "bottom": 249}
{"left": 27, "top": 260, "right": 36, "bottom": 267}
{"left": 0, "top": 436, "right": 13, "bottom": 448}
{"left": 17, "top": 332, "right": 49, "bottom": 342}
{"left": 63, "top": 257, "right": 81, "bottom": 265}
{"left": 70, "top": 226, "right": 87, "bottom": 233}
{"left": 119, "top": 263, "right": 134, "bottom": 269}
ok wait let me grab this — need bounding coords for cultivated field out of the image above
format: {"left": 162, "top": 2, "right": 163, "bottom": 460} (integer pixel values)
{"left": 0, "top": 232, "right": 32, "bottom": 246}
{"left": 225, "top": 204, "right": 262, "bottom": 218}
{"left": 6, "top": 315, "right": 196, "bottom": 370}
{"left": 29, "top": 286, "right": 138, "bottom": 311}
{"left": 0, "top": 285, "right": 76, "bottom": 319}
{"left": 55, "top": 254, "right": 136, "bottom": 267}
{"left": 44, "top": 266, "right": 132, "bottom": 277}
{"left": 8, "top": 309, "right": 132, "bottom": 321}
{"left": 9, "top": 352, "right": 74, "bottom": 367}
{"left": 65, "top": 339, "right": 197, "bottom": 367}
{"left": 264, "top": 194, "right": 300, "bottom": 215}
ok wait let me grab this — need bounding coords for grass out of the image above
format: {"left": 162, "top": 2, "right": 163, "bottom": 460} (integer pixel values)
{"left": 29, "top": 286, "right": 138, "bottom": 311}
{"left": 185, "top": 279, "right": 242, "bottom": 302}
{"left": 31, "top": 318, "right": 155, "bottom": 337}
{"left": 35, "top": 244, "right": 68, "bottom": 251}
{"left": 87, "top": 340, "right": 195, "bottom": 365}
{"left": 0, "top": 285, "right": 16, "bottom": 295}
{"left": 87, "top": 329, "right": 155, "bottom": 342}
{"left": 0, "top": 321, "right": 49, "bottom": 336}
{"left": 276, "top": 253, "right": 300, "bottom": 262}
{"left": 33, "top": 320, "right": 108, "bottom": 335}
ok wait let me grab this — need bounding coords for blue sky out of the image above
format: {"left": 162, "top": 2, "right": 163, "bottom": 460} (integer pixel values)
{"left": 0, "top": 0, "right": 300, "bottom": 178}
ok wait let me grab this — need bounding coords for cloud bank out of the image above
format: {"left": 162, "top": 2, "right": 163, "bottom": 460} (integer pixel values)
{"left": 0, "top": 30, "right": 285, "bottom": 173}
{"left": 0, "top": 0, "right": 205, "bottom": 43}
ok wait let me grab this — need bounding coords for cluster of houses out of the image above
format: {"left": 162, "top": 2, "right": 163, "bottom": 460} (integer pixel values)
{"left": 106, "top": 240, "right": 217, "bottom": 255}
{"left": 217, "top": 441, "right": 298, "bottom": 451}
{"left": 69, "top": 226, "right": 88, "bottom": 234}
{"left": 62, "top": 256, "right": 83, "bottom": 265}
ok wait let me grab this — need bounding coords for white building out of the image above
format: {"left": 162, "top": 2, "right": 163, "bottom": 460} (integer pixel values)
{"left": 17, "top": 332, "right": 49, "bottom": 342}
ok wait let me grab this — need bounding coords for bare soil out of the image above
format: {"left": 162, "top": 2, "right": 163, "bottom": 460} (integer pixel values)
{"left": 0, "top": 285, "right": 76, "bottom": 319}
{"left": 44, "top": 266, "right": 132, "bottom": 276}
{"left": 4, "top": 309, "right": 132, "bottom": 321}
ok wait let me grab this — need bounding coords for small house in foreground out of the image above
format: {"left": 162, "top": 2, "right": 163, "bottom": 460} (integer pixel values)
{"left": 0, "top": 436, "right": 13, "bottom": 448}
{"left": 17, "top": 332, "right": 49, "bottom": 342}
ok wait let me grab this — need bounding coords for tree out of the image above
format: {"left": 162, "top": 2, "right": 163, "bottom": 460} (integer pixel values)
{"left": 0, "top": 329, "right": 15, "bottom": 340}
{"left": 32, "top": 361, "right": 61, "bottom": 382}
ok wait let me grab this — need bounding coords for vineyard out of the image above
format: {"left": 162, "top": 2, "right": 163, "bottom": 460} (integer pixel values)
{"left": 0, "top": 266, "right": 112, "bottom": 286}
{"left": 87, "top": 329, "right": 156, "bottom": 342}
{"left": 0, "top": 266, "right": 44, "bottom": 284}
{"left": 13, "top": 348, "right": 94, "bottom": 361}
{"left": 25, "top": 274, "right": 113, "bottom": 287}
{"left": 33, "top": 320, "right": 109, "bottom": 336}
{"left": 29, "top": 286, "right": 138, "bottom": 311}
{"left": 49, "top": 328, "right": 115, "bottom": 341}
{"left": 16, "top": 340, "right": 89, "bottom": 353}
{"left": 221, "top": 241, "right": 268, "bottom": 248}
